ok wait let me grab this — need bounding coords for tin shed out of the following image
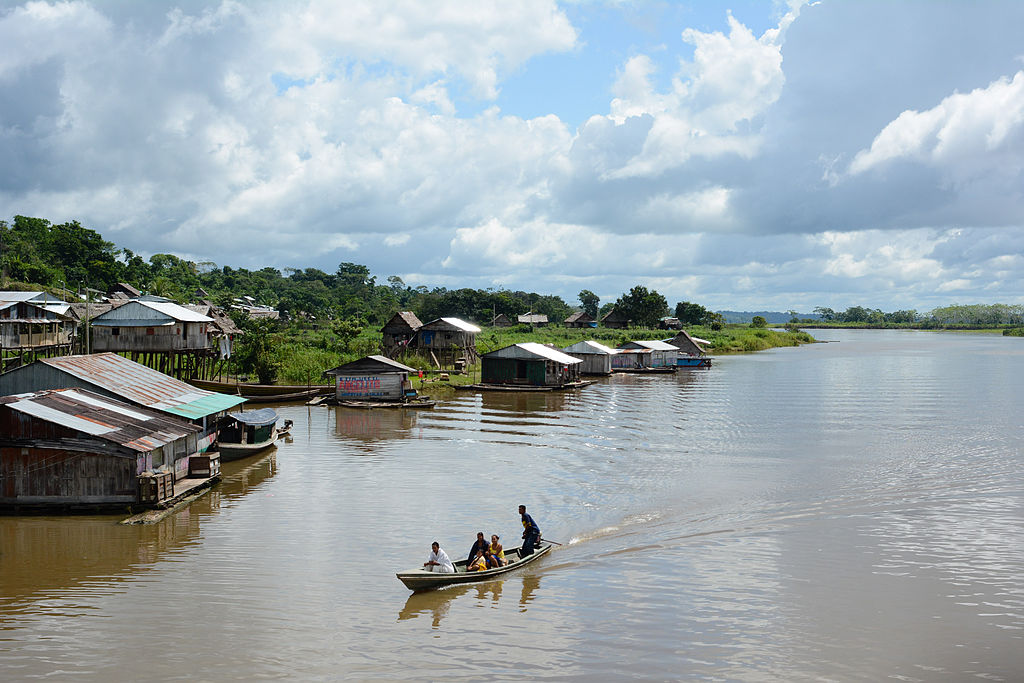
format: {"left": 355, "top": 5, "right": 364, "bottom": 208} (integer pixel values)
{"left": 0, "top": 388, "right": 201, "bottom": 509}
{"left": 617, "top": 340, "right": 679, "bottom": 368}
{"left": 481, "top": 343, "right": 582, "bottom": 387}
{"left": 323, "top": 355, "right": 417, "bottom": 402}
{"left": 562, "top": 340, "right": 618, "bottom": 375}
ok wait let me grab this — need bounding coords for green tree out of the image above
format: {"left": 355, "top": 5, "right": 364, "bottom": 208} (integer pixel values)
{"left": 578, "top": 290, "right": 599, "bottom": 318}
{"left": 616, "top": 286, "right": 668, "bottom": 328}
{"left": 331, "top": 318, "right": 364, "bottom": 353}
{"left": 751, "top": 315, "right": 768, "bottom": 328}
{"left": 232, "top": 317, "right": 281, "bottom": 384}
{"left": 675, "top": 301, "right": 715, "bottom": 326}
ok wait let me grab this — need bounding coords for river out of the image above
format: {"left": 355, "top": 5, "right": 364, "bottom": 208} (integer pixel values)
{"left": 1, "top": 329, "right": 1022, "bottom": 680}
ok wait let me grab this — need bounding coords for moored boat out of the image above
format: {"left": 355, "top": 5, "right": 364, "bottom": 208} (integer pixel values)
{"left": 188, "top": 378, "right": 333, "bottom": 400}
{"left": 217, "top": 408, "right": 279, "bottom": 461}
{"left": 396, "top": 542, "right": 553, "bottom": 591}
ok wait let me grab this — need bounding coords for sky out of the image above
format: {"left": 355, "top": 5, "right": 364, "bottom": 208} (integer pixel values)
{"left": 2, "top": 0, "right": 1024, "bottom": 314}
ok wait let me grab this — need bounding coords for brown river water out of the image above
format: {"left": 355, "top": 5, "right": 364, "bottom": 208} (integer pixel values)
{"left": 1, "top": 329, "right": 1022, "bottom": 680}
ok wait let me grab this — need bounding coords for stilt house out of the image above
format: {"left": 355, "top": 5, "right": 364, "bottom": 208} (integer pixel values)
{"left": 600, "top": 308, "right": 631, "bottom": 329}
{"left": 381, "top": 312, "right": 423, "bottom": 356}
{"left": 413, "top": 317, "right": 481, "bottom": 367}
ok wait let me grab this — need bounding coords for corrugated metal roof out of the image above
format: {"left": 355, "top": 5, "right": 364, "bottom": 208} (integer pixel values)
{"left": 422, "top": 317, "right": 481, "bottom": 333}
{"left": 91, "top": 300, "right": 212, "bottom": 325}
{"left": 621, "top": 340, "right": 678, "bottom": 351}
{"left": 563, "top": 340, "right": 619, "bottom": 355}
{"left": 484, "top": 342, "right": 581, "bottom": 364}
{"left": 323, "top": 354, "right": 417, "bottom": 375}
{"left": 37, "top": 353, "right": 245, "bottom": 419}
{"left": 228, "top": 408, "right": 279, "bottom": 426}
{"left": 0, "top": 388, "right": 199, "bottom": 452}
{"left": 0, "top": 291, "right": 46, "bottom": 302}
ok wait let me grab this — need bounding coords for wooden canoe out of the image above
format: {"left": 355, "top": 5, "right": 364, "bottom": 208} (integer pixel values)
{"left": 396, "top": 543, "right": 552, "bottom": 592}
{"left": 187, "top": 378, "right": 333, "bottom": 399}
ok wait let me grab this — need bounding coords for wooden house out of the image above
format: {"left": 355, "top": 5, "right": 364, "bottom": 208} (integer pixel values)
{"left": 562, "top": 340, "right": 618, "bottom": 375}
{"left": 413, "top": 317, "right": 482, "bottom": 367}
{"left": 564, "top": 311, "right": 596, "bottom": 328}
{"left": 491, "top": 313, "right": 514, "bottom": 327}
{"left": 88, "top": 300, "right": 218, "bottom": 378}
{"left": 617, "top": 340, "right": 679, "bottom": 368}
{"left": 0, "top": 352, "right": 245, "bottom": 477}
{"left": 323, "top": 355, "right": 418, "bottom": 402}
{"left": 381, "top": 311, "right": 423, "bottom": 356}
{"left": 518, "top": 313, "right": 549, "bottom": 326}
{"left": 481, "top": 343, "right": 582, "bottom": 387}
{"left": 600, "top": 308, "right": 631, "bottom": 329}
{"left": 0, "top": 293, "right": 77, "bottom": 372}
{"left": 665, "top": 330, "right": 712, "bottom": 367}
{"left": 0, "top": 388, "right": 202, "bottom": 510}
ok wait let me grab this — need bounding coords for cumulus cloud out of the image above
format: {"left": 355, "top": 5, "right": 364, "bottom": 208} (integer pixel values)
{"left": 2, "top": 0, "right": 1024, "bottom": 311}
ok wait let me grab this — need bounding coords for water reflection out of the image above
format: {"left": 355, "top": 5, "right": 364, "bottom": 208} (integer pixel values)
{"left": 397, "top": 575, "right": 541, "bottom": 627}
{"left": 332, "top": 405, "right": 419, "bottom": 446}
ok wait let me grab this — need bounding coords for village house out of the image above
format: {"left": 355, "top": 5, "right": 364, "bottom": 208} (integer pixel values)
{"left": 491, "top": 313, "right": 514, "bottom": 327}
{"left": 564, "top": 311, "right": 596, "bottom": 328}
{"left": 0, "top": 292, "right": 77, "bottom": 372}
{"left": 0, "top": 388, "right": 203, "bottom": 510}
{"left": 323, "top": 355, "right": 418, "bottom": 403}
{"left": 614, "top": 340, "right": 679, "bottom": 370}
{"left": 481, "top": 343, "right": 582, "bottom": 388}
{"left": 413, "top": 317, "right": 481, "bottom": 368}
{"left": 517, "top": 313, "right": 549, "bottom": 327}
{"left": 0, "top": 352, "right": 245, "bottom": 478}
{"left": 562, "top": 340, "right": 618, "bottom": 375}
{"left": 600, "top": 308, "right": 631, "bottom": 329}
{"left": 380, "top": 311, "right": 423, "bottom": 356}
{"left": 665, "top": 330, "right": 712, "bottom": 367}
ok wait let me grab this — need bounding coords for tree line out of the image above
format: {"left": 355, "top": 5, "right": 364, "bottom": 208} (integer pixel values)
{"left": 0, "top": 215, "right": 706, "bottom": 329}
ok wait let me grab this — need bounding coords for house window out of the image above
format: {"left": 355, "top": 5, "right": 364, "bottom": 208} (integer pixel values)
{"left": 146, "top": 327, "right": 155, "bottom": 335}
{"left": 111, "top": 327, "right": 120, "bottom": 336}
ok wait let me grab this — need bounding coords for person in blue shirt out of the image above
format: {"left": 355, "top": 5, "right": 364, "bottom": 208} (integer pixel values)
{"left": 519, "top": 504, "right": 541, "bottom": 556}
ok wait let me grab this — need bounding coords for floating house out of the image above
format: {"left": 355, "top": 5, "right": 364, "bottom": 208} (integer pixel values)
{"left": 414, "top": 317, "right": 482, "bottom": 367}
{"left": 562, "top": 340, "right": 618, "bottom": 375}
{"left": 517, "top": 313, "right": 549, "bottom": 327}
{"left": 665, "top": 330, "right": 712, "bottom": 367}
{"left": 381, "top": 311, "right": 423, "bottom": 356}
{"left": 564, "top": 311, "right": 596, "bottom": 328}
{"left": 323, "top": 355, "right": 418, "bottom": 403}
{"left": 0, "top": 352, "right": 245, "bottom": 477}
{"left": 0, "top": 388, "right": 203, "bottom": 510}
{"left": 616, "top": 340, "right": 679, "bottom": 369}
{"left": 481, "top": 343, "right": 582, "bottom": 387}
{"left": 600, "top": 308, "right": 631, "bottom": 329}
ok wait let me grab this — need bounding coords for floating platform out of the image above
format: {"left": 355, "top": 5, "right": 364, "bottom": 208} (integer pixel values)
{"left": 454, "top": 380, "right": 595, "bottom": 392}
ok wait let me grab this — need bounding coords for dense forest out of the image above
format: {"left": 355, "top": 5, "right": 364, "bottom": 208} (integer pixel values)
{"left": 3, "top": 215, "right": 1023, "bottom": 330}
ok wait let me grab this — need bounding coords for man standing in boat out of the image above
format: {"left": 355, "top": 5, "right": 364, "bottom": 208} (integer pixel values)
{"left": 519, "top": 505, "right": 541, "bottom": 556}
{"left": 423, "top": 541, "right": 455, "bottom": 573}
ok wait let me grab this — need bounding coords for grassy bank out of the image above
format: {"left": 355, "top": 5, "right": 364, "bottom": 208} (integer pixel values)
{"left": 261, "top": 323, "right": 816, "bottom": 388}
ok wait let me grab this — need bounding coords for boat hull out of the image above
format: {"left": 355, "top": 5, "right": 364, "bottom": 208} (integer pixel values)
{"left": 217, "top": 428, "right": 278, "bottom": 461}
{"left": 396, "top": 543, "right": 552, "bottom": 591}
{"left": 676, "top": 357, "right": 712, "bottom": 368}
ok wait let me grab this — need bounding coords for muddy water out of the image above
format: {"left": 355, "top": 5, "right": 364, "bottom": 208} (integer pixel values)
{"left": 2, "top": 330, "right": 1022, "bottom": 680}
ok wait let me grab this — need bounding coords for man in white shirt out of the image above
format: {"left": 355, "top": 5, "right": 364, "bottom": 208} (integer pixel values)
{"left": 423, "top": 541, "right": 455, "bottom": 573}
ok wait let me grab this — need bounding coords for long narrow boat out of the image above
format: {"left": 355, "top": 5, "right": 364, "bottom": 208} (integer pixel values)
{"left": 188, "top": 378, "right": 333, "bottom": 400}
{"left": 396, "top": 543, "right": 553, "bottom": 592}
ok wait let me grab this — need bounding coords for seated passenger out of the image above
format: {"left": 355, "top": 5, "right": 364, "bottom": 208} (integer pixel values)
{"left": 423, "top": 542, "right": 455, "bottom": 573}
{"left": 489, "top": 534, "right": 506, "bottom": 566}
{"left": 467, "top": 547, "right": 490, "bottom": 572}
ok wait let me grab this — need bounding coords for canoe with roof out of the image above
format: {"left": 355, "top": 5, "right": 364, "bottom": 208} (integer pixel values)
{"left": 396, "top": 542, "right": 553, "bottom": 591}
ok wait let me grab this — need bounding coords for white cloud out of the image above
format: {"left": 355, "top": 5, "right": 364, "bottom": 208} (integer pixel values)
{"left": 850, "top": 71, "right": 1024, "bottom": 177}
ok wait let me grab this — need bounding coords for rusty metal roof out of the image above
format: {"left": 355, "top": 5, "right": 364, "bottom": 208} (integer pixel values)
{"left": 37, "top": 353, "right": 245, "bottom": 419}
{"left": 0, "top": 388, "right": 200, "bottom": 453}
